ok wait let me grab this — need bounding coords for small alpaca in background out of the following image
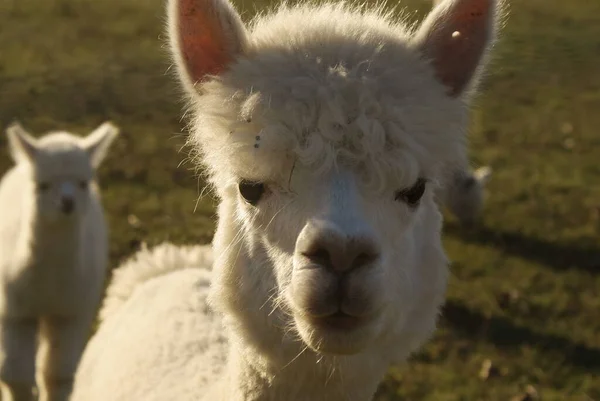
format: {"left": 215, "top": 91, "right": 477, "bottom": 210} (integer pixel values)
{"left": 72, "top": 0, "right": 503, "bottom": 399}
{"left": 438, "top": 165, "right": 492, "bottom": 225}
{"left": 0, "top": 121, "right": 119, "bottom": 401}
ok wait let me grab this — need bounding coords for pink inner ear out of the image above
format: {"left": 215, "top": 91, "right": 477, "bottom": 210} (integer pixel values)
{"left": 430, "top": 0, "right": 493, "bottom": 96}
{"left": 178, "top": 0, "right": 236, "bottom": 82}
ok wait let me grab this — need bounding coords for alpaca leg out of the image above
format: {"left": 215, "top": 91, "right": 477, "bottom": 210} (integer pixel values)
{"left": 36, "top": 316, "right": 89, "bottom": 401}
{"left": 0, "top": 318, "right": 37, "bottom": 401}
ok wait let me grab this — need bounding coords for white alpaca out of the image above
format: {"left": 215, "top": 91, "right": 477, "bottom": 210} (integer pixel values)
{"left": 72, "top": 0, "right": 502, "bottom": 400}
{"left": 0, "top": 121, "right": 119, "bottom": 401}
{"left": 437, "top": 165, "right": 492, "bottom": 225}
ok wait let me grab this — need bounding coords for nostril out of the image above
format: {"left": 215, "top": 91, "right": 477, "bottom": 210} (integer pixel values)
{"left": 351, "top": 252, "right": 378, "bottom": 270}
{"left": 61, "top": 198, "right": 74, "bottom": 214}
{"left": 302, "top": 248, "right": 333, "bottom": 269}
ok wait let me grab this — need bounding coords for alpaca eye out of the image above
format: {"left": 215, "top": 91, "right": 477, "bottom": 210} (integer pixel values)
{"left": 79, "top": 181, "right": 88, "bottom": 189}
{"left": 37, "top": 182, "right": 50, "bottom": 192}
{"left": 395, "top": 178, "right": 427, "bottom": 207}
{"left": 238, "top": 180, "right": 265, "bottom": 206}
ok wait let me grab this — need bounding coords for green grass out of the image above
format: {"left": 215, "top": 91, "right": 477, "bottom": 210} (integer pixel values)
{"left": 1, "top": 0, "right": 599, "bottom": 399}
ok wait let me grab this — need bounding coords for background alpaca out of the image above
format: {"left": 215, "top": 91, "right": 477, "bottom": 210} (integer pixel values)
{"left": 0, "top": 122, "right": 119, "bottom": 401}
{"left": 72, "top": 0, "right": 501, "bottom": 400}
{"left": 438, "top": 165, "right": 492, "bottom": 225}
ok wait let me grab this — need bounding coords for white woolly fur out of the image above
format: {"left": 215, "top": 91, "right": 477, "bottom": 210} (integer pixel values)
{"left": 72, "top": 0, "right": 503, "bottom": 400}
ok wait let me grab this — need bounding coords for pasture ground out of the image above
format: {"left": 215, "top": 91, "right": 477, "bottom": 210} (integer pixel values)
{"left": 0, "top": 0, "right": 599, "bottom": 399}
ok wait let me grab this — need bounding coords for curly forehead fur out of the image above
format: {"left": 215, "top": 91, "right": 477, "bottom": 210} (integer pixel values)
{"left": 186, "top": 2, "right": 469, "bottom": 193}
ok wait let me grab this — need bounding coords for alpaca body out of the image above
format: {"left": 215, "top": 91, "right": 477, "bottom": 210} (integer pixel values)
{"left": 72, "top": 244, "right": 231, "bottom": 401}
{"left": 0, "top": 122, "right": 118, "bottom": 401}
{"left": 73, "top": 0, "right": 502, "bottom": 399}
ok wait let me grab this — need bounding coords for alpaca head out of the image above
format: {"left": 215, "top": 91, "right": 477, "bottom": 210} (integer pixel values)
{"left": 168, "top": 0, "right": 501, "bottom": 358}
{"left": 6, "top": 122, "right": 119, "bottom": 223}
{"left": 445, "top": 166, "right": 492, "bottom": 225}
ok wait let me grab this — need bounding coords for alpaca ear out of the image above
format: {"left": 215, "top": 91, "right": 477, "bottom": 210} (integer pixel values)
{"left": 412, "top": 0, "right": 502, "bottom": 97}
{"left": 473, "top": 165, "right": 492, "bottom": 184}
{"left": 167, "top": 0, "right": 249, "bottom": 96}
{"left": 6, "top": 122, "right": 38, "bottom": 163}
{"left": 81, "top": 122, "right": 120, "bottom": 169}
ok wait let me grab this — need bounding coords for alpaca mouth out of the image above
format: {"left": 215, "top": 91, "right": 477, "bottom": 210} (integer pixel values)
{"left": 296, "top": 309, "right": 378, "bottom": 355}
{"left": 311, "top": 311, "right": 367, "bottom": 331}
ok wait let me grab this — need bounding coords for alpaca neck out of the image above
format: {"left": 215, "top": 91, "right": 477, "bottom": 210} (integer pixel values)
{"left": 26, "top": 213, "right": 82, "bottom": 267}
{"left": 213, "top": 338, "right": 387, "bottom": 401}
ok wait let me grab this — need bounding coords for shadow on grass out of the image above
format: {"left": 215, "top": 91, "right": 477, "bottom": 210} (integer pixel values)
{"left": 441, "top": 300, "right": 600, "bottom": 371}
{"left": 444, "top": 223, "right": 600, "bottom": 274}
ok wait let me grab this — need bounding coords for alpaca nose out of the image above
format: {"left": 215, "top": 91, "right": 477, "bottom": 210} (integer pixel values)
{"left": 297, "top": 221, "right": 380, "bottom": 274}
{"left": 61, "top": 197, "right": 75, "bottom": 214}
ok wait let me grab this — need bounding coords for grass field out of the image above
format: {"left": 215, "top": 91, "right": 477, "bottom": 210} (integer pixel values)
{"left": 1, "top": 0, "right": 599, "bottom": 399}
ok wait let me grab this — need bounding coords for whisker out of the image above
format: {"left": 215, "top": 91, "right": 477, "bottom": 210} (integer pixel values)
{"left": 282, "top": 344, "right": 309, "bottom": 370}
